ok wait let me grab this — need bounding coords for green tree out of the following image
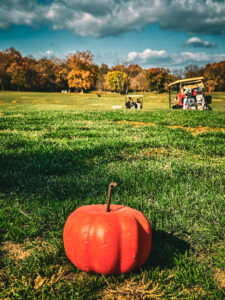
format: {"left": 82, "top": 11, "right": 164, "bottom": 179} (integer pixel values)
{"left": 105, "top": 71, "right": 128, "bottom": 94}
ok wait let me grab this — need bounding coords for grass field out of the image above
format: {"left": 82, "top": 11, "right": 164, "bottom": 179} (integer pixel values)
{"left": 0, "top": 92, "right": 225, "bottom": 299}
{"left": 0, "top": 90, "right": 225, "bottom": 111}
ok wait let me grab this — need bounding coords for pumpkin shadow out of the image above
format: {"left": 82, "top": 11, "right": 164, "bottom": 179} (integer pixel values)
{"left": 143, "top": 229, "right": 190, "bottom": 270}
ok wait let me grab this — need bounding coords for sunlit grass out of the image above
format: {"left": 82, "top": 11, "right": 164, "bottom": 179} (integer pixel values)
{"left": 0, "top": 107, "right": 224, "bottom": 298}
{"left": 0, "top": 90, "right": 225, "bottom": 111}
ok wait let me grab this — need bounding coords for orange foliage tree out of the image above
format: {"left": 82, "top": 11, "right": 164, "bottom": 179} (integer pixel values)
{"left": 67, "top": 51, "right": 97, "bottom": 93}
{"left": 130, "top": 71, "right": 149, "bottom": 92}
{"left": 204, "top": 61, "right": 225, "bottom": 92}
{"left": 146, "top": 68, "right": 171, "bottom": 93}
{"left": 2, "top": 46, "right": 225, "bottom": 93}
{"left": 0, "top": 47, "right": 22, "bottom": 90}
{"left": 35, "top": 58, "right": 61, "bottom": 91}
{"left": 7, "top": 61, "right": 29, "bottom": 91}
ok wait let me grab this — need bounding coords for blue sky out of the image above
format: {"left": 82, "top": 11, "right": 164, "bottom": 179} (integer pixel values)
{"left": 1, "top": 0, "right": 225, "bottom": 69}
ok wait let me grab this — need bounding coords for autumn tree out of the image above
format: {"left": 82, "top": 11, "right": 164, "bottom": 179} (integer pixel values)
{"left": 35, "top": 58, "right": 61, "bottom": 91}
{"left": 0, "top": 47, "right": 22, "bottom": 90}
{"left": 51, "top": 57, "right": 69, "bottom": 91}
{"left": 105, "top": 71, "right": 128, "bottom": 94}
{"left": 2, "top": 46, "right": 225, "bottom": 94}
{"left": 146, "top": 68, "right": 171, "bottom": 93}
{"left": 67, "top": 51, "right": 96, "bottom": 93}
{"left": 21, "top": 56, "right": 39, "bottom": 90}
{"left": 111, "top": 65, "right": 126, "bottom": 72}
{"left": 204, "top": 61, "right": 225, "bottom": 92}
{"left": 0, "top": 52, "right": 9, "bottom": 90}
{"left": 172, "top": 68, "right": 185, "bottom": 79}
{"left": 130, "top": 71, "right": 149, "bottom": 92}
{"left": 127, "top": 64, "right": 142, "bottom": 78}
{"left": 185, "top": 64, "right": 204, "bottom": 78}
{"left": 7, "top": 61, "right": 29, "bottom": 91}
{"left": 5, "top": 48, "right": 32, "bottom": 91}
{"left": 96, "top": 64, "right": 109, "bottom": 91}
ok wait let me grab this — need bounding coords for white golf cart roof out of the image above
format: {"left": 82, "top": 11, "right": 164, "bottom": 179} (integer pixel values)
{"left": 168, "top": 77, "right": 204, "bottom": 87}
{"left": 125, "top": 95, "right": 143, "bottom": 98}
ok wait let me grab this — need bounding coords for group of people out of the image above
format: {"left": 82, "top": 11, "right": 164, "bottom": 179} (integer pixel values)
{"left": 172, "top": 87, "right": 210, "bottom": 110}
{"left": 125, "top": 97, "right": 143, "bottom": 109}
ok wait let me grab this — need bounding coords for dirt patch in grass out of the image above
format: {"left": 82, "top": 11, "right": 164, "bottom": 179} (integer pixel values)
{"left": 175, "top": 286, "right": 206, "bottom": 298}
{"left": 141, "top": 147, "right": 183, "bottom": 158}
{"left": 100, "top": 276, "right": 164, "bottom": 299}
{"left": 116, "top": 121, "right": 225, "bottom": 135}
{"left": 117, "top": 121, "right": 156, "bottom": 127}
{"left": 1, "top": 241, "right": 31, "bottom": 260}
{"left": 0, "top": 113, "right": 23, "bottom": 118}
{"left": 76, "top": 120, "right": 95, "bottom": 125}
{"left": 214, "top": 268, "right": 225, "bottom": 289}
{"left": 34, "top": 266, "right": 90, "bottom": 290}
{"left": 168, "top": 125, "right": 225, "bottom": 135}
{"left": 64, "top": 271, "right": 90, "bottom": 282}
{"left": 34, "top": 266, "right": 66, "bottom": 290}
{"left": 121, "top": 147, "right": 224, "bottom": 167}
{"left": 23, "top": 237, "right": 60, "bottom": 257}
{"left": 0, "top": 129, "right": 48, "bottom": 138}
{"left": 1, "top": 238, "right": 58, "bottom": 262}
{"left": 121, "top": 147, "right": 184, "bottom": 161}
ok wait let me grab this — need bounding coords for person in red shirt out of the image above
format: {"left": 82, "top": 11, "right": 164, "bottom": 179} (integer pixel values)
{"left": 193, "top": 89, "right": 198, "bottom": 97}
{"left": 172, "top": 92, "right": 185, "bottom": 109}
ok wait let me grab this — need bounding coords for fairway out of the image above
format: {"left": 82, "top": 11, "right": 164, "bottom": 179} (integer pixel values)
{"left": 0, "top": 91, "right": 225, "bottom": 111}
{"left": 0, "top": 95, "right": 225, "bottom": 298}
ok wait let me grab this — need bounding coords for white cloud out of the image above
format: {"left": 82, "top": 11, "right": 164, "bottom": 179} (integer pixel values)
{"left": 45, "top": 50, "right": 54, "bottom": 56}
{"left": 179, "top": 52, "right": 225, "bottom": 64}
{"left": 0, "top": 0, "right": 225, "bottom": 37}
{"left": 127, "top": 48, "right": 225, "bottom": 68}
{"left": 127, "top": 49, "right": 171, "bottom": 65}
{"left": 128, "top": 49, "right": 168, "bottom": 60}
{"left": 36, "top": 50, "right": 55, "bottom": 58}
{"left": 0, "top": 1, "right": 45, "bottom": 29}
{"left": 184, "top": 37, "right": 216, "bottom": 48}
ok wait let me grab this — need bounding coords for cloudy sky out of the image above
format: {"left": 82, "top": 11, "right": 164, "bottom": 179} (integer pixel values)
{"left": 1, "top": 0, "right": 225, "bottom": 69}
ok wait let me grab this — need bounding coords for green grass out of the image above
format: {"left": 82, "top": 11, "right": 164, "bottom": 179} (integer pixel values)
{"left": 0, "top": 95, "right": 225, "bottom": 298}
{"left": 0, "top": 90, "right": 225, "bottom": 111}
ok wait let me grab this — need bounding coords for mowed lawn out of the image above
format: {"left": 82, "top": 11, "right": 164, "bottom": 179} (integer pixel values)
{"left": 0, "top": 92, "right": 225, "bottom": 299}
{"left": 0, "top": 90, "right": 225, "bottom": 111}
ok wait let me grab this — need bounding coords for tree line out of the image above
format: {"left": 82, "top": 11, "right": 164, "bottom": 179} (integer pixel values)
{"left": 0, "top": 47, "right": 225, "bottom": 93}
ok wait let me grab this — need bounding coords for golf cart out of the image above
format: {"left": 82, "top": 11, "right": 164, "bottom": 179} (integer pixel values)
{"left": 125, "top": 95, "right": 143, "bottom": 109}
{"left": 168, "top": 77, "right": 212, "bottom": 110}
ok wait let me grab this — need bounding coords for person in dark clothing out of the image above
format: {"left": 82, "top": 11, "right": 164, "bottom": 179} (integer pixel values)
{"left": 125, "top": 97, "right": 132, "bottom": 109}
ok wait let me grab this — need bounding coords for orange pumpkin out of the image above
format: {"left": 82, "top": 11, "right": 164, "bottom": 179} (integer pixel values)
{"left": 63, "top": 183, "right": 151, "bottom": 274}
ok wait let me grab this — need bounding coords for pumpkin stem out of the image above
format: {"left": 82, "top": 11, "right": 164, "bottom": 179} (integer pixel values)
{"left": 106, "top": 182, "right": 118, "bottom": 212}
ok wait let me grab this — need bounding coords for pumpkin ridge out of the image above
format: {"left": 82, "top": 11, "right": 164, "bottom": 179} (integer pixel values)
{"left": 116, "top": 211, "right": 139, "bottom": 273}
{"left": 89, "top": 213, "right": 121, "bottom": 274}
{"left": 75, "top": 212, "right": 93, "bottom": 272}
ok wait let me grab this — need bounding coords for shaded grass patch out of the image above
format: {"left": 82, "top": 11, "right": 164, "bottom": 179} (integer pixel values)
{"left": 0, "top": 109, "right": 224, "bottom": 298}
